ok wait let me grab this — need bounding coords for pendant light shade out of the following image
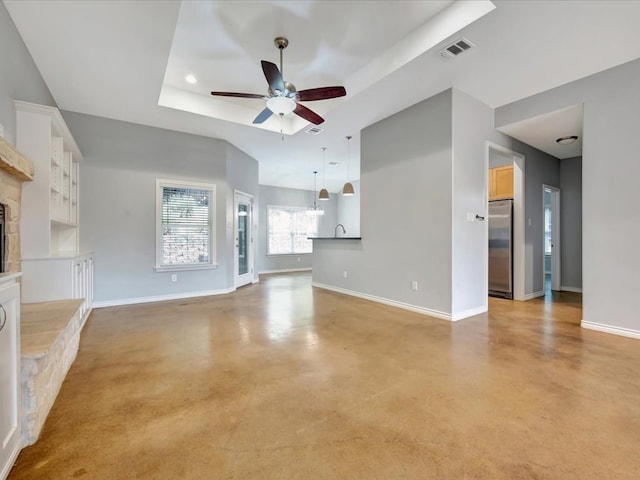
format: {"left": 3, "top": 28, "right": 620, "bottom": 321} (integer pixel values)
{"left": 342, "top": 182, "right": 355, "bottom": 196}
{"left": 319, "top": 146, "right": 329, "bottom": 201}
{"left": 342, "top": 135, "right": 356, "bottom": 196}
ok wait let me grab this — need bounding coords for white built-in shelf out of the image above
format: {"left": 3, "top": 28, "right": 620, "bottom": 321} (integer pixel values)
{"left": 51, "top": 218, "right": 78, "bottom": 228}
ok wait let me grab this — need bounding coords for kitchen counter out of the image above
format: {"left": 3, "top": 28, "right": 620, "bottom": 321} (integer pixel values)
{"left": 308, "top": 237, "right": 362, "bottom": 240}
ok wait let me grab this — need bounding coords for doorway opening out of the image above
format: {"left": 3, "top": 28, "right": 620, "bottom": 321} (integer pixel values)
{"left": 485, "top": 142, "right": 525, "bottom": 301}
{"left": 543, "top": 185, "right": 561, "bottom": 295}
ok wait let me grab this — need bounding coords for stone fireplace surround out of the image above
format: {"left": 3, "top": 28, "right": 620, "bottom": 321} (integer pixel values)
{"left": 0, "top": 136, "right": 34, "bottom": 272}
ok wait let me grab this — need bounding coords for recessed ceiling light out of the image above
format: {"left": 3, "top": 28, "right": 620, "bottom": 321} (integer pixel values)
{"left": 556, "top": 135, "right": 578, "bottom": 145}
{"left": 185, "top": 74, "right": 197, "bottom": 84}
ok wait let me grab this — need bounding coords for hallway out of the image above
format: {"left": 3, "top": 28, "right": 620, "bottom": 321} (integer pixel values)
{"left": 9, "top": 273, "right": 639, "bottom": 479}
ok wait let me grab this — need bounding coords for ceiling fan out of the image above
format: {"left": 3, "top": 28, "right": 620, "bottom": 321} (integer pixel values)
{"left": 210, "top": 37, "right": 346, "bottom": 125}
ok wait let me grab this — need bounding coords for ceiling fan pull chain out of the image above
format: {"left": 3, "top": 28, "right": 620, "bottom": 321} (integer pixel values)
{"left": 280, "top": 113, "right": 284, "bottom": 141}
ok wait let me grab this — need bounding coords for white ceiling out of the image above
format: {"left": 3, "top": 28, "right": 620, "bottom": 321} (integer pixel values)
{"left": 5, "top": 0, "right": 640, "bottom": 191}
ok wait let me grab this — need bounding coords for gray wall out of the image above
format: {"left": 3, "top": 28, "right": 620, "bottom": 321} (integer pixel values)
{"left": 313, "top": 89, "right": 454, "bottom": 316}
{"left": 226, "top": 143, "right": 260, "bottom": 284}
{"left": 496, "top": 58, "right": 640, "bottom": 333}
{"left": 521, "top": 142, "right": 560, "bottom": 294}
{"left": 336, "top": 180, "right": 360, "bottom": 237}
{"left": 64, "top": 111, "right": 249, "bottom": 303}
{"left": 257, "top": 184, "right": 337, "bottom": 274}
{"left": 560, "top": 156, "right": 582, "bottom": 289}
{"left": 451, "top": 89, "right": 495, "bottom": 316}
{"left": 489, "top": 149, "right": 513, "bottom": 168}
{"left": 0, "top": 2, "right": 56, "bottom": 144}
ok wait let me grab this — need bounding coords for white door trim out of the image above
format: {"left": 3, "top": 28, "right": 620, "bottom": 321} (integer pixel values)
{"left": 543, "top": 185, "right": 561, "bottom": 292}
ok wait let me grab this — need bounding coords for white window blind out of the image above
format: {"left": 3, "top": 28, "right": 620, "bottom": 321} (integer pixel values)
{"left": 156, "top": 180, "right": 215, "bottom": 269}
{"left": 267, "top": 205, "right": 317, "bottom": 255}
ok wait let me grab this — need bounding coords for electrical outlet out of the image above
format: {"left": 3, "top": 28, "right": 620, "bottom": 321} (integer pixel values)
{"left": 411, "top": 280, "right": 418, "bottom": 291}
{"left": 171, "top": 274, "right": 177, "bottom": 282}
{"left": 343, "top": 271, "right": 348, "bottom": 279}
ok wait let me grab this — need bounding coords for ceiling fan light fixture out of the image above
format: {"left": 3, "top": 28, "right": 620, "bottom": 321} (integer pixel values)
{"left": 556, "top": 135, "right": 578, "bottom": 145}
{"left": 342, "top": 182, "right": 355, "bottom": 196}
{"left": 266, "top": 96, "right": 296, "bottom": 116}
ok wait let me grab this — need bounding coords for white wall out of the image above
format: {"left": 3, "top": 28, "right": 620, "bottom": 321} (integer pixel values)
{"left": 496, "top": 58, "right": 640, "bottom": 336}
{"left": 0, "top": 2, "right": 55, "bottom": 144}
{"left": 64, "top": 111, "right": 258, "bottom": 304}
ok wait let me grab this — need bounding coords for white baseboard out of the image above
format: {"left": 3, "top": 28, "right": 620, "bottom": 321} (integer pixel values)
{"left": 0, "top": 442, "right": 21, "bottom": 480}
{"left": 312, "top": 282, "right": 453, "bottom": 321}
{"left": 561, "top": 286, "right": 582, "bottom": 293}
{"left": 259, "top": 268, "right": 312, "bottom": 275}
{"left": 93, "top": 288, "right": 234, "bottom": 308}
{"left": 452, "top": 305, "right": 488, "bottom": 321}
{"left": 581, "top": 321, "right": 640, "bottom": 340}
{"left": 521, "top": 290, "right": 545, "bottom": 301}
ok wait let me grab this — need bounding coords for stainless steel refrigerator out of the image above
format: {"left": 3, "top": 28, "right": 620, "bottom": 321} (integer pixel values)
{"left": 489, "top": 199, "right": 513, "bottom": 299}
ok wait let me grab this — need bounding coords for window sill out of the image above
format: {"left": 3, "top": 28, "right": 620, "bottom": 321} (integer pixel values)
{"left": 154, "top": 264, "right": 218, "bottom": 273}
{"left": 266, "top": 253, "right": 312, "bottom": 257}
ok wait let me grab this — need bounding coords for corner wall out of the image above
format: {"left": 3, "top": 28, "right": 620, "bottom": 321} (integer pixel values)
{"left": 496, "top": 58, "right": 640, "bottom": 337}
{"left": 0, "top": 2, "right": 55, "bottom": 144}
{"left": 64, "top": 111, "right": 237, "bottom": 304}
{"left": 313, "top": 89, "right": 454, "bottom": 317}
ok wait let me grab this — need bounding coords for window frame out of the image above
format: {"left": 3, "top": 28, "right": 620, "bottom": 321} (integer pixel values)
{"left": 155, "top": 178, "right": 217, "bottom": 272}
{"left": 266, "top": 204, "right": 317, "bottom": 256}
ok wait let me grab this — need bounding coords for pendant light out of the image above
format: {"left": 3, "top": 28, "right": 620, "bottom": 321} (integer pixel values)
{"left": 318, "top": 147, "right": 330, "bottom": 201}
{"left": 342, "top": 135, "right": 355, "bottom": 196}
{"left": 307, "top": 171, "right": 324, "bottom": 216}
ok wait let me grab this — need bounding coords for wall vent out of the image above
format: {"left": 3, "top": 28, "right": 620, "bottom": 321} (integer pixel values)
{"left": 305, "top": 126, "right": 324, "bottom": 135}
{"left": 439, "top": 37, "right": 475, "bottom": 59}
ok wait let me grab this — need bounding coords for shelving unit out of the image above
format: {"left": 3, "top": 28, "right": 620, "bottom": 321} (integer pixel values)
{"left": 15, "top": 101, "right": 93, "bottom": 317}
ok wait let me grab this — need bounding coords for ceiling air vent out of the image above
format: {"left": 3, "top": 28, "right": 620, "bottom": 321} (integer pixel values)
{"left": 439, "top": 37, "right": 475, "bottom": 59}
{"left": 305, "top": 126, "right": 324, "bottom": 135}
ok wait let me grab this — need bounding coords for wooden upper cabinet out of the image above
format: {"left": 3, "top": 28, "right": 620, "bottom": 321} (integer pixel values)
{"left": 489, "top": 165, "right": 514, "bottom": 200}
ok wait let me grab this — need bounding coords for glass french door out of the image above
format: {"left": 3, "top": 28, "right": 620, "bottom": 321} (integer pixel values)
{"left": 235, "top": 192, "right": 253, "bottom": 288}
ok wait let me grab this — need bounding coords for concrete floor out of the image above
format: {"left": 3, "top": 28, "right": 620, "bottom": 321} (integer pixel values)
{"left": 9, "top": 273, "right": 640, "bottom": 479}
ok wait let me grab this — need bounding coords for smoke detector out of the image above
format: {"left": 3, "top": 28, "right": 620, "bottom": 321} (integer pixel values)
{"left": 439, "top": 37, "right": 475, "bottom": 59}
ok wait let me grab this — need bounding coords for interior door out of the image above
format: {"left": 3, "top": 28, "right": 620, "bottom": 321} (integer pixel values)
{"left": 235, "top": 192, "right": 254, "bottom": 288}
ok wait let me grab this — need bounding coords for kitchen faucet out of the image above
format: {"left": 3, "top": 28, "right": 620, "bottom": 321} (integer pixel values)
{"left": 334, "top": 223, "right": 346, "bottom": 237}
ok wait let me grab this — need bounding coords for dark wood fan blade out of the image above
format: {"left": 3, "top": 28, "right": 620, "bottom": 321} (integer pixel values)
{"left": 297, "top": 86, "right": 346, "bottom": 102}
{"left": 261, "top": 60, "right": 285, "bottom": 93}
{"left": 210, "top": 92, "right": 264, "bottom": 99}
{"left": 294, "top": 103, "right": 324, "bottom": 125}
{"left": 253, "top": 107, "right": 273, "bottom": 124}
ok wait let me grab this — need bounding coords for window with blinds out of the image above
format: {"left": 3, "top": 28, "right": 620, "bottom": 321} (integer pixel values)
{"left": 156, "top": 180, "right": 216, "bottom": 269}
{"left": 267, "top": 205, "right": 318, "bottom": 255}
